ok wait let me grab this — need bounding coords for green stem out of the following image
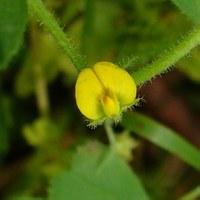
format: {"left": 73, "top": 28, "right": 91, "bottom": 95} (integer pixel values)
{"left": 133, "top": 25, "right": 200, "bottom": 85}
{"left": 34, "top": 63, "right": 50, "bottom": 116}
{"left": 104, "top": 120, "right": 116, "bottom": 151}
{"left": 27, "top": 0, "right": 86, "bottom": 72}
{"left": 81, "top": 0, "right": 95, "bottom": 58}
{"left": 30, "top": 23, "right": 50, "bottom": 117}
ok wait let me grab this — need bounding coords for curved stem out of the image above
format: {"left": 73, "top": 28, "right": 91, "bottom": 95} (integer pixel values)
{"left": 133, "top": 25, "right": 200, "bottom": 85}
{"left": 27, "top": 0, "right": 86, "bottom": 72}
{"left": 104, "top": 120, "right": 116, "bottom": 151}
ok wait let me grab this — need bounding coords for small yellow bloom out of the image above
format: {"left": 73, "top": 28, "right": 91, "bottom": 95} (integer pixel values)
{"left": 75, "top": 62, "right": 137, "bottom": 125}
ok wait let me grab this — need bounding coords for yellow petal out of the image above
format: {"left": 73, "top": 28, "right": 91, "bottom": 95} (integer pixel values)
{"left": 75, "top": 68, "right": 104, "bottom": 120}
{"left": 92, "top": 62, "right": 136, "bottom": 107}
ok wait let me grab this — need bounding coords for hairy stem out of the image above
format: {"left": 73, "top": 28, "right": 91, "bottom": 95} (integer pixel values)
{"left": 28, "top": 0, "right": 86, "bottom": 72}
{"left": 133, "top": 25, "right": 200, "bottom": 85}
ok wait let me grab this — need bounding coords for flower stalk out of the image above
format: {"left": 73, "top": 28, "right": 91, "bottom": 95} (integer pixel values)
{"left": 104, "top": 120, "right": 116, "bottom": 151}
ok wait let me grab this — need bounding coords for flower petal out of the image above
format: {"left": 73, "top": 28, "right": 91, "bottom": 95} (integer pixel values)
{"left": 92, "top": 62, "right": 137, "bottom": 107}
{"left": 75, "top": 68, "right": 104, "bottom": 120}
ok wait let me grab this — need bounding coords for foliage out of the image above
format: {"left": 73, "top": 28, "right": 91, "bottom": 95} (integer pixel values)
{"left": 0, "top": 0, "right": 27, "bottom": 69}
{"left": 121, "top": 113, "right": 200, "bottom": 170}
{"left": 49, "top": 142, "right": 149, "bottom": 200}
{"left": 171, "top": 0, "right": 200, "bottom": 24}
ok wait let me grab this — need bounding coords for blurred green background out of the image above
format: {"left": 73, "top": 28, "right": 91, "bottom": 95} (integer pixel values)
{"left": 0, "top": 0, "right": 200, "bottom": 199}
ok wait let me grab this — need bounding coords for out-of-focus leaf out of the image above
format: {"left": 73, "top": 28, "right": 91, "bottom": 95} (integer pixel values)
{"left": 180, "top": 186, "right": 200, "bottom": 200}
{"left": 49, "top": 142, "right": 150, "bottom": 200}
{"left": 121, "top": 113, "right": 200, "bottom": 170}
{"left": 0, "top": 0, "right": 27, "bottom": 69}
{"left": 115, "top": 131, "right": 139, "bottom": 161}
{"left": 79, "top": 0, "right": 121, "bottom": 63}
{"left": 179, "top": 48, "right": 200, "bottom": 82}
{"left": 23, "top": 117, "right": 61, "bottom": 147}
{"left": 15, "top": 33, "right": 76, "bottom": 97}
{"left": 171, "top": 0, "right": 200, "bottom": 24}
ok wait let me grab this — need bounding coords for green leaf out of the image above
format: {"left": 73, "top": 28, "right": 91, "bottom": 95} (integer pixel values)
{"left": 180, "top": 186, "right": 200, "bottom": 200}
{"left": 121, "top": 113, "right": 200, "bottom": 170}
{"left": 171, "top": 0, "right": 200, "bottom": 24}
{"left": 179, "top": 48, "right": 200, "bottom": 82}
{"left": 49, "top": 142, "right": 150, "bottom": 200}
{"left": 0, "top": 0, "right": 27, "bottom": 69}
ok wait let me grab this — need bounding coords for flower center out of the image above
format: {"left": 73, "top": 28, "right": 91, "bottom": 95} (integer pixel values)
{"left": 100, "top": 89, "right": 120, "bottom": 118}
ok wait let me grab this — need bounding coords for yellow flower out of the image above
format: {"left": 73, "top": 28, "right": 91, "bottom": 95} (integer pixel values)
{"left": 75, "top": 62, "right": 137, "bottom": 125}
